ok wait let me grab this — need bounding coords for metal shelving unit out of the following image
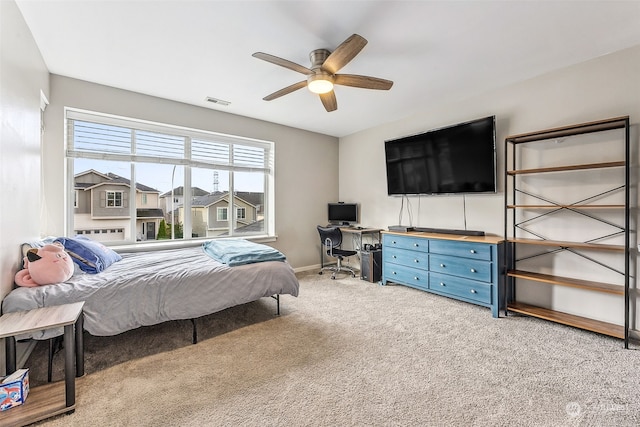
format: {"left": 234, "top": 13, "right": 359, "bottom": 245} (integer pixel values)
{"left": 503, "top": 116, "right": 630, "bottom": 348}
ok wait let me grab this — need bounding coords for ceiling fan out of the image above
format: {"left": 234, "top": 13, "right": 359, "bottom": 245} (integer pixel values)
{"left": 252, "top": 34, "right": 393, "bottom": 112}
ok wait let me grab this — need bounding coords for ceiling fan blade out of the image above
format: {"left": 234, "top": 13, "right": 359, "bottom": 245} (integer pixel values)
{"left": 252, "top": 52, "right": 313, "bottom": 75}
{"left": 334, "top": 74, "right": 393, "bottom": 90}
{"left": 322, "top": 34, "right": 368, "bottom": 74}
{"left": 263, "top": 81, "right": 308, "bottom": 101}
{"left": 319, "top": 91, "right": 337, "bottom": 112}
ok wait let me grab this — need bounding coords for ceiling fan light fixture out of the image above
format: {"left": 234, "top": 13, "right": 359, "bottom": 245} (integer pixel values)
{"left": 307, "top": 74, "right": 334, "bottom": 94}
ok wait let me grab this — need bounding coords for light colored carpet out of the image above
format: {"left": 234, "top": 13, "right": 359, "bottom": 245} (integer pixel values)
{"left": 28, "top": 270, "right": 639, "bottom": 426}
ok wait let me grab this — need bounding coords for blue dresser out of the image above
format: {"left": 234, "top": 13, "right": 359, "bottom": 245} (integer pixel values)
{"left": 382, "top": 231, "right": 504, "bottom": 317}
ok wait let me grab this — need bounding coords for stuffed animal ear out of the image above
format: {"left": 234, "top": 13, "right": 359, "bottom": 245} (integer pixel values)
{"left": 27, "top": 249, "right": 42, "bottom": 263}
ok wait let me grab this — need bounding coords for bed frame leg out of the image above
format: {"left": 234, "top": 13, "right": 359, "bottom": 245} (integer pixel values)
{"left": 271, "top": 294, "right": 280, "bottom": 316}
{"left": 190, "top": 319, "right": 197, "bottom": 344}
{"left": 48, "top": 338, "right": 54, "bottom": 383}
{"left": 48, "top": 336, "right": 64, "bottom": 383}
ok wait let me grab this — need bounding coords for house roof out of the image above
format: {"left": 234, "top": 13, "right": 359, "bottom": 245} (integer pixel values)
{"left": 107, "top": 173, "right": 158, "bottom": 193}
{"left": 159, "top": 186, "right": 209, "bottom": 198}
{"left": 137, "top": 208, "right": 165, "bottom": 219}
{"left": 191, "top": 192, "right": 257, "bottom": 209}
{"left": 74, "top": 170, "right": 159, "bottom": 193}
{"left": 219, "top": 219, "right": 265, "bottom": 236}
{"left": 235, "top": 192, "right": 264, "bottom": 207}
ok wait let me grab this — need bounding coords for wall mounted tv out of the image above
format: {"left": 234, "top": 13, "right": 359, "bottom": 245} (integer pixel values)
{"left": 328, "top": 202, "right": 358, "bottom": 225}
{"left": 384, "top": 115, "right": 497, "bottom": 195}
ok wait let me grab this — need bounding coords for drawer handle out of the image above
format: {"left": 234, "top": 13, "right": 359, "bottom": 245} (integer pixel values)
{"left": 414, "top": 277, "right": 419, "bottom": 280}
{"left": 470, "top": 268, "right": 476, "bottom": 273}
{"left": 440, "top": 263, "right": 445, "bottom": 268}
{"left": 470, "top": 289, "right": 477, "bottom": 294}
{"left": 414, "top": 243, "right": 419, "bottom": 247}
{"left": 414, "top": 259, "right": 419, "bottom": 263}
{"left": 439, "top": 282, "right": 446, "bottom": 287}
{"left": 392, "top": 241, "right": 396, "bottom": 244}
{"left": 470, "top": 249, "right": 476, "bottom": 254}
{"left": 392, "top": 255, "right": 397, "bottom": 259}
{"left": 392, "top": 271, "right": 397, "bottom": 275}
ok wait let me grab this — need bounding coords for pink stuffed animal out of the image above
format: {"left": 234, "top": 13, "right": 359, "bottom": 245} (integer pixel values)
{"left": 15, "top": 243, "right": 74, "bottom": 287}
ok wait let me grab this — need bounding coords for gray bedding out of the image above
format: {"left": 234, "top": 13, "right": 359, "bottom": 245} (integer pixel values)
{"left": 2, "top": 246, "right": 299, "bottom": 339}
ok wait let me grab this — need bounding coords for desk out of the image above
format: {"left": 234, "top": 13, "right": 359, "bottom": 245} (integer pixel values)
{"left": 0, "top": 301, "right": 84, "bottom": 426}
{"left": 340, "top": 227, "right": 382, "bottom": 253}
{"left": 320, "top": 227, "right": 382, "bottom": 269}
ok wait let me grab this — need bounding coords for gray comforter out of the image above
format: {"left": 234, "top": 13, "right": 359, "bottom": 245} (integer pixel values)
{"left": 2, "top": 246, "right": 299, "bottom": 339}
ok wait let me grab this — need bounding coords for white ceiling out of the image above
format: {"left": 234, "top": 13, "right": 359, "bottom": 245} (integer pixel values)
{"left": 16, "top": 0, "right": 640, "bottom": 138}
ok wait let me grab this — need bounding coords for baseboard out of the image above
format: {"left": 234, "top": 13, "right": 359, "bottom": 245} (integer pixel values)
{"left": 294, "top": 262, "right": 339, "bottom": 273}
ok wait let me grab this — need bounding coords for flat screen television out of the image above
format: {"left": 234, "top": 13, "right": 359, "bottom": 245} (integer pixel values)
{"left": 384, "top": 115, "right": 497, "bottom": 195}
{"left": 328, "top": 203, "right": 358, "bottom": 225}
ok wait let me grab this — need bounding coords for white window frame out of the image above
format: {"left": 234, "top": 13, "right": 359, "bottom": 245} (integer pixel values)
{"left": 236, "top": 207, "right": 246, "bottom": 220}
{"left": 217, "top": 207, "right": 228, "bottom": 221}
{"left": 64, "top": 108, "right": 275, "bottom": 245}
{"left": 106, "top": 191, "right": 123, "bottom": 208}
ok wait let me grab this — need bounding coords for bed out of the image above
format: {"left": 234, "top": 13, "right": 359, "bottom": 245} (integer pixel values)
{"left": 1, "top": 240, "right": 300, "bottom": 342}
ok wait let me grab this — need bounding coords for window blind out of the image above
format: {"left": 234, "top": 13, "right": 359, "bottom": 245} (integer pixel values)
{"left": 66, "top": 109, "right": 272, "bottom": 173}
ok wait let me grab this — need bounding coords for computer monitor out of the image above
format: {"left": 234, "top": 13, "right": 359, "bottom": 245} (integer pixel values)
{"left": 328, "top": 203, "right": 358, "bottom": 225}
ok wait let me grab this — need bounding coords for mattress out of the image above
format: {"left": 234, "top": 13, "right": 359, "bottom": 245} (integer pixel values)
{"left": 2, "top": 246, "right": 299, "bottom": 339}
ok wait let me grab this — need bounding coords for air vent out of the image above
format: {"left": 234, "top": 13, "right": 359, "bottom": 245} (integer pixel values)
{"left": 205, "top": 97, "right": 231, "bottom": 106}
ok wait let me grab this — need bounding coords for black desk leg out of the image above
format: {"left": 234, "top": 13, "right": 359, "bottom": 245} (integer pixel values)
{"left": 75, "top": 314, "right": 84, "bottom": 377}
{"left": 5, "top": 336, "right": 16, "bottom": 375}
{"left": 64, "top": 323, "right": 75, "bottom": 409}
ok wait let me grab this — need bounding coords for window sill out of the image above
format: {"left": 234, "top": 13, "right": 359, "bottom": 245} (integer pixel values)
{"left": 111, "top": 234, "right": 277, "bottom": 253}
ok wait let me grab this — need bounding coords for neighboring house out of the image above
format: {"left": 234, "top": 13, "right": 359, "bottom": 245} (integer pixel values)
{"left": 235, "top": 192, "right": 264, "bottom": 220}
{"left": 165, "top": 190, "right": 260, "bottom": 237}
{"left": 158, "top": 186, "right": 210, "bottom": 223}
{"left": 74, "top": 170, "right": 163, "bottom": 242}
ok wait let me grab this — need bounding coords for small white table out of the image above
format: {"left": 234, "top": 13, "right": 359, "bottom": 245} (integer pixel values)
{"left": 0, "top": 301, "right": 84, "bottom": 426}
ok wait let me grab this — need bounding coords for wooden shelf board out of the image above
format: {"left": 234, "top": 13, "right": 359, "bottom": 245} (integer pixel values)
{"left": 507, "top": 237, "right": 625, "bottom": 252}
{"left": 507, "top": 161, "right": 625, "bottom": 175}
{"left": 505, "top": 116, "right": 629, "bottom": 144}
{"left": 507, "top": 302, "right": 625, "bottom": 339}
{"left": 0, "top": 381, "right": 74, "bottom": 426}
{"left": 507, "top": 204, "right": 624, "bottom": 209}
{"left": 507, "top": 269, "right": 625, "bottom": 295}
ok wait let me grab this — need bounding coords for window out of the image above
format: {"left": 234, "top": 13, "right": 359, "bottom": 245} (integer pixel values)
{"left": 106, "top": 191, "right": 123, "bottom": 207}
{"left": 65, "top": 108, "right": 274, "bottom": 244}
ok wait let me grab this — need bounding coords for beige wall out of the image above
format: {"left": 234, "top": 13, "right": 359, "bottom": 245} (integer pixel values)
{"left": 339, "top": 45, "right": 640, "bottom": 330}
{"left": 0, "top": 0, "right": 49, "bottom": 300}
{"left": 43, "top": 75, "right": 339, "bottom": 269}
{"left": 5, "top": 0, "right": 639, "bottom": 343}
{"left": 0, "top": 0, "right": 50, "bottom": 373}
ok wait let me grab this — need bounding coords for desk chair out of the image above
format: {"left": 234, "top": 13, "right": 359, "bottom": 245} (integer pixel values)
{"left": 317, "top": 225, "right": 357, "bottom": 279}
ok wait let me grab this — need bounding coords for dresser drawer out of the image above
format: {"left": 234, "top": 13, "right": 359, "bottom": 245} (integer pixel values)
{"left": 429, "top": 254, "right": 492, "bottom": 283}
{"left": 383, "top": 247, "right": 428, "bottom": 269}
{"left": 383, "top": 263, "right": 429, "bottom": 290}
{"left": 429, "top": 239, "right": 492, "bottom": 261}
{"left": 383, "top": 234, "right": 428, "bottom": 253}
{"left": 429, "top": 272, "right": 492, "bottom": 305}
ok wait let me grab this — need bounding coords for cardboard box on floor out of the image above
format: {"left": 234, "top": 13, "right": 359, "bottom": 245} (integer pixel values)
{"left": 0, "top": 368, "right": 29, "bottom": 411}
